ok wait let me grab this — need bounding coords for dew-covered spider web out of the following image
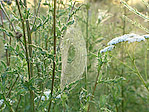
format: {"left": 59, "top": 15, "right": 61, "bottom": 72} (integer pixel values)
{"left": 60, "top": 24, "right": 87, "bottom": 90}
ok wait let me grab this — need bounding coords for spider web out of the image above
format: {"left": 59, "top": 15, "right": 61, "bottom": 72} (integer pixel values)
{"left": 60, "top": 24, "right": 87, "bottom": 90}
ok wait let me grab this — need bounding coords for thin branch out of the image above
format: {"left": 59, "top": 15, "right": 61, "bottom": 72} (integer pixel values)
{"left": 31, "top": 0, "right": 42, "bottom": 31}
{"left": 87, "top": 66, "right": 101, "bottom": 112}
{"left": 24, "top": 0, "right": 35, "bottom": 111}
{"left": 16, "top": 95, "right": 22, "bottom": 112}
{"left": 48, "top": 0, "right": 57, "bottom": 111}
{"left": 15, "top": 0, "right": 30, "bottom": 81}
{"left": 120, "top": 0, "right": 149, "bottom": 20}
{"left": 0, "top": 2, "right": 16, "bottom": 33}
{"left": 0, "top": 9, "right": 9, "bottom": 66}
{"left": 6, "top": 74, "right": 19, "bottom": 98}
{"left": 126, "top": 49, "right": 149, "bottom": 92}
{"left": 67, "top": 0, "right": 76, "bottom": 22}
{"left": 57, "top": 1, "right": 77, "bottom": 51}
{"left": 123, "top": 15, "right": 149, "bottom": 33}
{"left": 15, "top": 1, "right": 35, "bottom": 112}
{"left": 113, "top": 55, "right": 149, "bottom": 92}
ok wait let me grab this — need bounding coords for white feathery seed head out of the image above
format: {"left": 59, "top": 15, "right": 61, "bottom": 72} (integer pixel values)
{"left": 100, "top": 33, "right": 147, "bottom": 54}
{"left": 143, "top": 34, "right": 149, "bottom": 39}
{"left": 100, "top": 45, "right": 115, "bottom": 54}
{"left": 107, "top": 33, "right": 139, "bottom": 45}
{"left": 108, "top": 33, "right": 146, "bottom": 45}
{"left": 126, "top": 35, "right": 145, "bottom": 43}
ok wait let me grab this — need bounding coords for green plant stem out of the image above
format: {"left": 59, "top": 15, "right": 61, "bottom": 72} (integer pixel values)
{"left": 36, "top": 87, "right": 44, "bottom": 111}
{"left": 116, "top": 104, "right": 118, "bottom": 112}
{"left": 145, "top": 40, "right": 148, "bottom": 80}
{"left": 57, "top": 1, "right": 76, "bottom": 51}
{"left": 8, "top": 36, "right": 11, "bottom": 65}
{"left": 121, "top": 3, "right": 127, "bottom": 112}
{"left": 133, "top": 60, "right": 148, "bottom": 90}
{"left": 113, "top": 56, "right": 149, "bottom": 92}
{"left": 32, "top": 0, "right": 42, "bottom": 31}
{"left": 127, "top": 46, "right": 148, "bottom": 90}
{"left": 67, "top": 0, "right": 76, "bottom": 22}
{"left": 24, "top": 3, "right": 33, "bottom": 77}
{"left": 24, "top": 0, "right": 35, "bottom": 111}
{"left": 48, "top": 0, "right": 57, "bottom": 111}
{"left": 121, "top": 47, "right": 124, "bottom": 112}
{"left": 34, "top": 0, "right": 37, "bottom": 15}
{"left": 0, "top": 5, "right": 12, "bottom": 66}
{"left": 36, "top": 63, "right": 41, "bottom": 77}
{"left": 123, "top": 15, "right": 149, "bottom": 33}
{"left": 86, "top": 4, "right": 89, "bottom": 52}
{"left": 15, "top": 0, "right": 30, "bottom": 77}
{"left": 120, "top": 0, "right": 149, "bottom": 20}
{"left": 15, "top": 0, "right": 35, "bottom": 112}
{"left": 87, "top": 65, "right": 101, "bottom": 112}
{"left": 6, "top": 74, "right": 19, "bottom": 98}
{"left": 0, "top": 9, "right": 9, "bottom": 66}
{"left": 85, "top": 3, "right": 89, "bottom": 90}
{"left": 113, "top": 56, "right": 134, "bottom": 72}
{"left": 16, "top": 95, "right": 22, "bottom": 112}
{"left": 0, "top": 3, "right": 16, "bottom": 33}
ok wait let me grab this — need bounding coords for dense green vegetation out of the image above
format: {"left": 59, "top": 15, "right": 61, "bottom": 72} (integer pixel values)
{"left": 0, "top": 0, "right": 148, "bottom": 112}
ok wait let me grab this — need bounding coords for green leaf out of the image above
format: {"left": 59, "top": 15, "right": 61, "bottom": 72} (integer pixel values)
{"left": 43, "top": 2, "right": 49, "bottom": 6}
{"left": 95, "top": 38, "right": 104, "bottom": 43}
{"left": 1, "top": 61, "right": 6, "bottom": 69}
{"left": 16, "top": 45, "right": 20, "bottom": 52}
{"left": 66, "top": 20, "right": 74, "bottom": 26}
{"left": 0, "top": 27, "right": 14, "bottom": 37}
{"left": 61, "top": 26, "right": 67, "bottom": 32}
{"left": 98, "top": 74, "right": 102, "bottom": 82}
{"left": 98, "top": 77, "right": 126, "bottom": 84}
{"left": 18, "top": 53, "right": 25, "bottom": 59}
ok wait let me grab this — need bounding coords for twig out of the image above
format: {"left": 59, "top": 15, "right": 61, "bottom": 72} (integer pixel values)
{"left": 145, "top": 40, "right": 148, "bottom": 80}
{"left": 48, "top": 0, "right": 57, "bottom": 111}
{"left": 24, "top": 0, "right": 33, "bottom": 78}
{"left": 87, "top": 65, "right": 101, "bottom": 112}
{"left": 87, "top": 53, "right": 103, "bottom": 112}
{"left": 16, "top": 95, "right": 22, "bottom": 112}
{"left": 24, "top": 0, "right": 35, "bottom": 111}
{"left": 6, "top": 74, "right": 19, "bottom": 98}
{"left": 31, "top": 0, "right": 42, "bottom": 31}
{"left": 15, "top": 0, "right": 35, "bottom": 112}
{"left": 36, "top": 88, "right": 44, "bottom": 111}
{"left": 85, "top": 3, "right": 89, "bottom": 90}
{"left": 120, "top": 0, "right": 149, "bottom": 20}
{"left": 113, "top": 55, "right": 149, "bottom": 92}
{"left": 57, "top": 1, "right": 76, "bottom": 51}
{"left": 67, "top": 0, "right": 76, "bottom": 22}
{"left": 0, "top": 9, "right": 9, "bottom": 66}
{"left": 15, "top": 0, "right": 30, "bottom": 80}
{"left": 0, "top": 2, "right": 16, "bottom": 33}
{"left": 121, "top": 3, "right": 127, "bottom": 112}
